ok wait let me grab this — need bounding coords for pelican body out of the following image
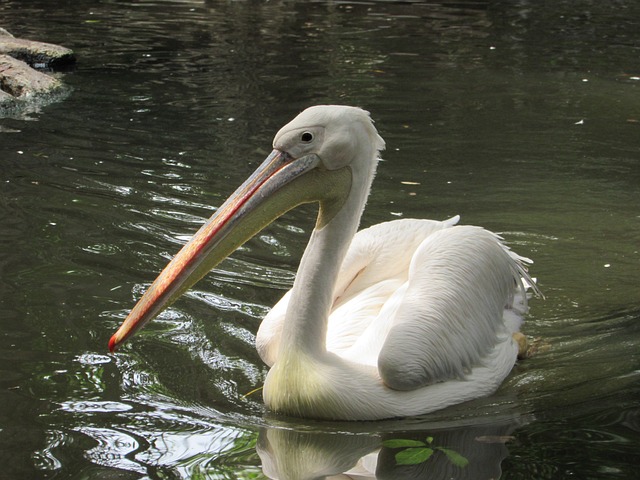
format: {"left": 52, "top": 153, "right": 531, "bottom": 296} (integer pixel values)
{"left": 109, "top": 106, "right": 538, "bottom": 421}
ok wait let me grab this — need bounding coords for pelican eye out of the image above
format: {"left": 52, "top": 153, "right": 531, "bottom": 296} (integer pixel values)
{"left": 301, "top": 131, "right": 314, "bottom": 143}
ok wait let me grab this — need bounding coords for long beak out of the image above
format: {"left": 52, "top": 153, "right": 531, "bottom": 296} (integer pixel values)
{"left": 109, "top": 149, "right": 351, "bottom": 352}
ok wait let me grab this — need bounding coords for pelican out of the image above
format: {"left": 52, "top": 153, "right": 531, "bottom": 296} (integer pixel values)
{"left": 109, "top": 105, "right": 538, "bottom": 421}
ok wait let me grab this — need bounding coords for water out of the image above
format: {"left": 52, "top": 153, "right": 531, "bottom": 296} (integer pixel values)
{"left": 1, "top": 0, "right": 639, "bottom": 478}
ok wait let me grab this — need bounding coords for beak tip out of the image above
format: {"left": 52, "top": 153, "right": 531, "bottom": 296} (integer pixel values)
{"left": 108, "top": 334, "right": 119, "bottom": 353}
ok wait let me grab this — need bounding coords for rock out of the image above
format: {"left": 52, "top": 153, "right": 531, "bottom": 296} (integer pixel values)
{"left": 0, "top": 54, "right": 61, "bottom": 98}
{"left": 0, "top": 31, "right": 75, "bottom": 69}
{"left": 0, "top": 29, "right": 73, "bottom": 117}
{"left": 0, "top": 87, "right": 12, "bottom": 105}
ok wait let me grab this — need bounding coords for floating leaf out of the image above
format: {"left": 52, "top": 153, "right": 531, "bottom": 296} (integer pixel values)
{"left": 385, "top": 436, "right": 468, "bottom": 468}
{"left": 382, "top": 439, "right": 426, "bottom": 449}
{"left": 437, "top": 447, "right": 469, "bottom": 468}
{"left": 396, "top": 447, "right": 434, "bottom": 465}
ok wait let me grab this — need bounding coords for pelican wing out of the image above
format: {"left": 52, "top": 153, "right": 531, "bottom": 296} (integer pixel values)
{"left": 376, "top": 226, "right": 533, "bottom": 391}
{"left": 322, "top": 219, "right": 535, "bottom": 393}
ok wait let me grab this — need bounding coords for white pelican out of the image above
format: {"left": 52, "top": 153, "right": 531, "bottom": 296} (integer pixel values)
{"left": 109, "top": 105, "right": 539, "bottom": 421}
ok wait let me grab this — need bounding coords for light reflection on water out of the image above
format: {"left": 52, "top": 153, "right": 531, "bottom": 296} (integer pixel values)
{"left": 1, "top": 0, "right": 639, "bottom": 478}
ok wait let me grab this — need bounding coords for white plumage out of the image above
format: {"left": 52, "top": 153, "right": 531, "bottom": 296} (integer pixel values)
{"left": 257, "top": 216, "right": 535, "bottom": 420}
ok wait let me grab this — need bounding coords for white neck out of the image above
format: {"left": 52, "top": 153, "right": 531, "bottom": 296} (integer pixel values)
{"left": 278, "top": 157, "right": 376, "bottom": 358}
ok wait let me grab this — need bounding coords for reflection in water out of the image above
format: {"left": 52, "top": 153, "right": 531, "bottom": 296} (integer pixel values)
{"left": 76, "top": 426, "right": 148, "bottom": 475}
{"left": 47, "top": 410, "right": 520, "bottom": 479}
{"left": 258, "top": 428, "right": 380, "bottom": 480}
{"left": 31, "top": 429, "right": 66, "bottom": 471}
{"left": 258, "top": 418, "right": 521, "bottom": 480}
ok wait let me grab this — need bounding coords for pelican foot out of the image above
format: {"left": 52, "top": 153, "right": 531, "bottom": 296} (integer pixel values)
{"left": 513, "top": 333, "right": 548, "bottom": 359}
{"left": 513, "top": 332, "right": 528, "bottom": 359}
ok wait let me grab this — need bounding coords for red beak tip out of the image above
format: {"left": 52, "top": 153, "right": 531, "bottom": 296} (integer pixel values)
{"left": 108, "top": 335, "right": 118, "bottom": 353}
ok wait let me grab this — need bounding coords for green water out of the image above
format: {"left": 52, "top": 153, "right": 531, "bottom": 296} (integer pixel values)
{"left": 1, "top": 1, "right": 639, "bottom": 478}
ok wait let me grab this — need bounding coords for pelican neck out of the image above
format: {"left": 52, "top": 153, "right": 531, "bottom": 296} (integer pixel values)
{"left": 279, "top": 161, "right": 375, "bottom": 358}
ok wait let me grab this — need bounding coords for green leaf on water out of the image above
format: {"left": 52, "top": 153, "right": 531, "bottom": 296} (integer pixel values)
{"left": 436, "top": 447, "right": 469, "bottom": 468}
{"left": 396, "top": 447, "right": 434, "bottom": 465}
{"left": 384, "top": 436, "right": 469, "bottom": 468}
{"left": 382, "top": 439, "right": 427, "bottom": 449}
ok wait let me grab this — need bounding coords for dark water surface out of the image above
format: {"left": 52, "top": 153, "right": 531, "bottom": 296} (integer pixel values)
{"left": 1, "top": 0, "right": 639, "bottom": 478}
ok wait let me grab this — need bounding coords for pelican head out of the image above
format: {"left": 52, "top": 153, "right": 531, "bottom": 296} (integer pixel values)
{"left": 109, "top": 105, "right": 383, "bottom": 351}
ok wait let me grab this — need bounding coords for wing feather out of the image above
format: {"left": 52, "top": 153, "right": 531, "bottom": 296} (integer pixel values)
{"left": 377, "top": 226, "right": 533, "bottom": 391}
